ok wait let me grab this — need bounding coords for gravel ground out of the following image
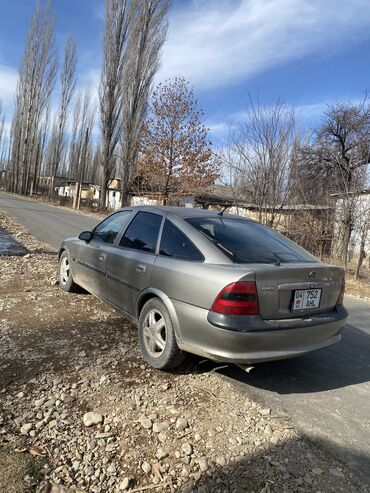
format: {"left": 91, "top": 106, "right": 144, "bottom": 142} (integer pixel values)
{"left": 0, "top": 212, "right": 369, "bottom": 493}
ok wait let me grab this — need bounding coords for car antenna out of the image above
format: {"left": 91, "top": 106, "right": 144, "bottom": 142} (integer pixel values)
{"left": 218, "top": 202, "right": 233, "bottom": 216}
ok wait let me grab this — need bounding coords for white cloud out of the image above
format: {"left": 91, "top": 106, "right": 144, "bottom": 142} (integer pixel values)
{"left": 160, "top": 0, "right": 370, "bottom": 89}
{"left": 0, "top": 64, "right": 17, "bottom": 114}
{"left": 206, "top": 97, "right": 365, "bottom": 148}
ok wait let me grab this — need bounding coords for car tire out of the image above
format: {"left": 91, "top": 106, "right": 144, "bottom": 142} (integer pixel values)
{"left": 138, "top": 298, "right": 186, "bottom": 370}
{"left": 58, "top": 250, "right": 80, "bottom": 293}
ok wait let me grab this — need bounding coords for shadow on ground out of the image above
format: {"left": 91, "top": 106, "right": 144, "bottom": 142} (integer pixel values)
{"left": 216, "top": 325, "right": 370, "bottom": 394}
{"left": 179, "top": 436, "right": 370, "bottom": 492}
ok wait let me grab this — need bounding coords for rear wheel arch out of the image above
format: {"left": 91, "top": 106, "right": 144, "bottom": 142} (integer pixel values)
{"left": 138, "top": 297, "right": 186, "bottom": 370}
{"left": 136, "top": 289, "right": 182, "bottom": 342}
{"left": 58, "top": 247, "right": 66, "bottom": 259}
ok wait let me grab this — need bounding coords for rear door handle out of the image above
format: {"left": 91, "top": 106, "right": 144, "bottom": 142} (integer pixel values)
{"left": 136, "top": 264, "right": 146, "bottom": 273}
{"left": 98, "top": 254, "right": 106, "bottom": 261}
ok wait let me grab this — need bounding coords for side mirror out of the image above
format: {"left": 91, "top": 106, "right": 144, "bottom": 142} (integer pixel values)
{"left": 78, "top": 231, "right": 92, "bottom": 242}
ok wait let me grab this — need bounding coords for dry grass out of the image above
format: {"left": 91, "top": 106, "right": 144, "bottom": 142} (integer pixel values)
{"left": 323, "top": 257, "right": 370, "bottom": 301}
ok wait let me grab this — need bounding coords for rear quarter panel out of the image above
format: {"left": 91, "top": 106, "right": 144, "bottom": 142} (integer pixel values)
{"left": 151, "top": 257, "right": 255, "bottom": 310}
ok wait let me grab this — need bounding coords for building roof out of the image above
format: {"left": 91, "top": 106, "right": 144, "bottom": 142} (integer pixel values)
{"left": 331, "top": 188, "right": 370, "bottom": 197}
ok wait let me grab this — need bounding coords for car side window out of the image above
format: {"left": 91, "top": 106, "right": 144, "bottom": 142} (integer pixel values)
{"left": 119, "top": 211, "right": 162, "bottom": 253}
{"left": 91, "top": 211, "right": 132, "bottom": 244}
{"left": 160, "top": 220, "right": 204, "bottom": 261}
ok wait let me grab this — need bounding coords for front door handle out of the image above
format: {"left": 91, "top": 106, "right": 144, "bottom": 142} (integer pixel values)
{"left": 98, "top": 254, "right": 106, "bottom": 261}
{"left": 136, "top": 264, "right": 146, "bottom": 273}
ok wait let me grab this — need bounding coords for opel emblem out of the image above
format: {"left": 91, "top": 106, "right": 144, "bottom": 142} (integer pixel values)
{"left": 309, "top": 271, "right": 316, "bottom": 279}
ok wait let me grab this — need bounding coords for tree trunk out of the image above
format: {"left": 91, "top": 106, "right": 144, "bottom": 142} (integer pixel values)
{"left": 355, "top": 222, "right": 369, "bottom": 279}
{"left": 121, "top": 187, "right": 130, "bottom": 207}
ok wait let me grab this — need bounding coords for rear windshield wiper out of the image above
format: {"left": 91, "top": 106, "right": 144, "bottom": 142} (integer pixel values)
{"left": 200, "top": 233, "right": 237, "bottom": 260}
{"left": 215, "top": 241, "right": 236, "bottom": 258}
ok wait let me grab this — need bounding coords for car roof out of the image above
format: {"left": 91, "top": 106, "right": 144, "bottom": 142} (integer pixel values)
{"left": 118, "top": 205, "right": 255, "bottom": 221}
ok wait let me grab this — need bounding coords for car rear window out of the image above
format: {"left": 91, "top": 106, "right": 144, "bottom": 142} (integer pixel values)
{"left": 186, "top": 217, "right": 317, "bottom": 264}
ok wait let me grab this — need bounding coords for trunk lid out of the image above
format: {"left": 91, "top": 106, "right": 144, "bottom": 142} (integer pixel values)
{"left": 246, "top": 263, "right": 344, "bottom": 320}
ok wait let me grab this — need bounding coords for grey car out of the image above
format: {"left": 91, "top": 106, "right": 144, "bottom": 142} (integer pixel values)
{"left": 58, "top": 206, "right": 348, "bottom": 369}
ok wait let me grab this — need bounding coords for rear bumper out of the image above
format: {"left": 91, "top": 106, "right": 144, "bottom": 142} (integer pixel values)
{"left": 174, "top": 301, "right": 348, "bottom": 364}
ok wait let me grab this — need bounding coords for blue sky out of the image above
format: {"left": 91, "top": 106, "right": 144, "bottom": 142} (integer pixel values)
{"left": 1, "top": 0, "right": 370, "bottom": 147}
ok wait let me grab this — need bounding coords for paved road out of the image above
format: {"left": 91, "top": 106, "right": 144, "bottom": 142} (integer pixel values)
{"left": 221, "top": 297, "right": 370, "bottom": 480}
{"left": 0, "top": 191, "right": 98, "bottom": 249}
{"left": 1, "top": 191, "right": 369, "bottom": 479}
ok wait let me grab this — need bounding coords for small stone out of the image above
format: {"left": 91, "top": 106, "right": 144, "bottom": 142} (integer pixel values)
{"left": 270, "top": 435, "right": 279, "bottom": 445}
{"left": 20, "top": 423, "right": 33, "bottom": 434}
{"left": 16, "top": 391, "right": 25, "bottom": 398}
{"left": 312, "top": 467, "right": 323, "bottom": 475}
{"left": 156, "top": 447, "right": 169, "bottom": 460}
{"left": 264, "top": 424, "right": 273, "bottom": 436}
{"left": 260, "top": 408, "right": 271, "bottom": 416}
{"left": 107, "top": 464, "right": 117, "bottom": 476}
{"left": 83, "top": 412, "right": 103, "bottom": 427}
{"left": 181, "top": 442, "right": 193, "bottom": 456}
{"left": 152, "top": 423, "right": 161, "bottom": 433}
{"left": 198, "top": 457, "right": 208, "bottom": 472}
{"left": 176, "top": 417, "right": 188, "bottom": 431}
{"left": 139, "top": 417, "right": 153, "bottom": 430}
{"left": 72, "top": 460, "right": 81, "bottom": 471}
{"left": 194, "top": 433, "right": 202, "bottom": 442}
{"left": 79, "top": 351, "right": 87, "bottom": 358}
{"left": 119, "top": 477, "right": 130, "bottom": 490}
{"left": 44, "top": 399, "right": 55, "bottom": 408}
{"left": 329, "top": 468, "right": 345, "bottom": 478}
{"left": 216, "top": 456, "right": 226, "bottom": 466}
{"left": 99, "top": 375, "right": 109, "bottom": 385}
{"left": 158, "top": 431, "right": 167, "bottom": 443}
{"left": 141, "top": 461, "right": 151, "bottom": 474}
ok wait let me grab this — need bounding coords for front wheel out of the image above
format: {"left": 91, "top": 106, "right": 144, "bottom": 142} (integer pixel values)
{"left": 58, "top": 251, "right": 80, "bottom": 292}
{"left": 138, "top": 298, "right": 186, "bottom": 370}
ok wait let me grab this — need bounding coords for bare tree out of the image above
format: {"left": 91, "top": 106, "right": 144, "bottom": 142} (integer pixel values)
{"left": 9, "top": 0, "right": 57, "bottom": 194}
{"left": 0, "top": 101, "right": 7, "bottom": 166}
{"left": 225, "top": 98, "right": 297, "bottom": 227}
{"left": 66, "top": 88, "right": 95, "bottom": 208}
{"left": 99, "top": 0, "right": 130, "bottom": 210}
{"left": 33, "top": 104, "right": 51, "bottom": 194}
{"left": 45, "top": 35, "right": 77, "bottom": 195}
{"left": 355, "top": 208, "right": 370, "bottom": 279}
{"left": 319, "top": 102, "right": 370, "bottom": 266}
{"left": 120, "top": 0, "right": 170, "bottom": 207}
{"left": 294, "top": 101, "right": 370, "bottom": 267}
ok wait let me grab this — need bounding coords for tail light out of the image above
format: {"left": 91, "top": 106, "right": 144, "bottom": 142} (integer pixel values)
{"left": 211, "top": 281, "right": 259, "bottom": 315}
{"left": 336, "top": 277, "right": 345, "bottom": 305}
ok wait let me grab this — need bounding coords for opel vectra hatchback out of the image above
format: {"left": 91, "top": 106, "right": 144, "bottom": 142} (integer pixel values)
{"left": 58, "top": 206, "right": 348, "bottom": 369}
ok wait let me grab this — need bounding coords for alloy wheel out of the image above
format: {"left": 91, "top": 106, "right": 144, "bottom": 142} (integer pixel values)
{"left": 59, "top": 256, "right": 70, "bottom": 286}
{"left": 143, "top": 309, "right": 167, "bottom": 358}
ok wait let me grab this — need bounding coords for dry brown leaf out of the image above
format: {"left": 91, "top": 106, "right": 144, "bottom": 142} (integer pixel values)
{"left": 152, "top": 461, "right": 162, "bottom": 479}
{"left": 29, "top": 446, "right": 47, "bottom": 456}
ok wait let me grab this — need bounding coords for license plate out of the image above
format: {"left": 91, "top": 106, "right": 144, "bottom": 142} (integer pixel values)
{"left": 292, "top": 289, "right": 321, "bottom": 310}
